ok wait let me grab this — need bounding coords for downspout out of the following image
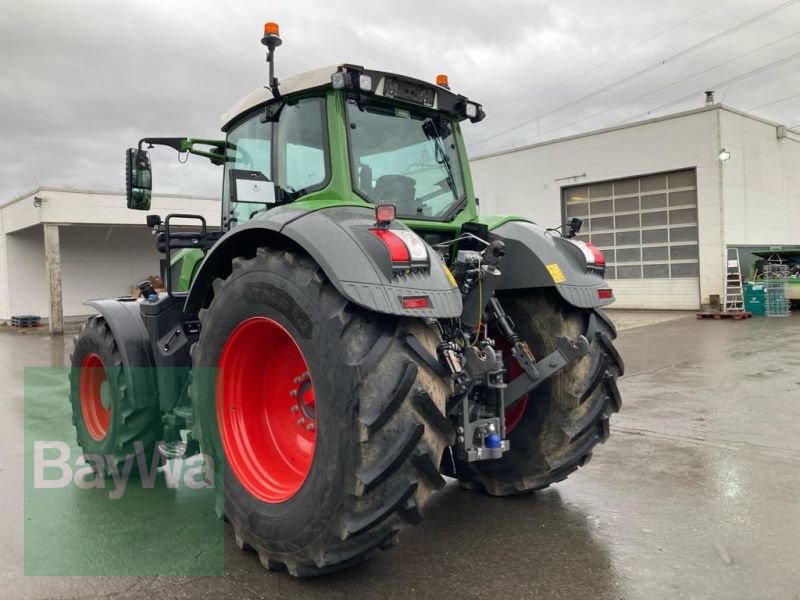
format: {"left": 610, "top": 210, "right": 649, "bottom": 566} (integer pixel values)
{"left": 0, "top": 211, "right": 9, "bottom": 322}
{"left": 716, "top": 106, "right": 726, "bottom": 308}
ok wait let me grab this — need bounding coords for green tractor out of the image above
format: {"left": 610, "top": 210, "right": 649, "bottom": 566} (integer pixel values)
{"left": 70, "top": 23, "right": 623, "bottom": 576}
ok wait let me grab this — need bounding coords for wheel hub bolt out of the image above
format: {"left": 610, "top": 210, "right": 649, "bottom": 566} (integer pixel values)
{"left": 290, "top": 405, "right": 299, "bottom": 413}
{"left": 289, "top": 390, "right": 298, "bottom": 397}
{"left": 306, "top": 423, "right": 315, "bottom": 431}
{"left": 297, "top": 418, "right": 305, "bottom": 426}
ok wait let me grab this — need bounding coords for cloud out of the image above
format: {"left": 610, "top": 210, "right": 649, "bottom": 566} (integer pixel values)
{"left": 2, "top": 0, "right": 799, "bottom": 201}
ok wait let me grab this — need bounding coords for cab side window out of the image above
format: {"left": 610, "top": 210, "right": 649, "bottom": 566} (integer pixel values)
{"left": 276, "top": 97, "right": 327, "bottom": 194}
{"left": 223, "top": 118, "right": 272, "bottom": 228}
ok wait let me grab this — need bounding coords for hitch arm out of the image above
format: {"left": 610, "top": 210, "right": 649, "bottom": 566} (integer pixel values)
{"left": 504, "top": 335, "right": 590, "bottom": 410}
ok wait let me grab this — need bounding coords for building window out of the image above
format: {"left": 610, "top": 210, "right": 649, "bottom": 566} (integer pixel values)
{"left": 563, "top": 169, "right": 698, "bottom": 280}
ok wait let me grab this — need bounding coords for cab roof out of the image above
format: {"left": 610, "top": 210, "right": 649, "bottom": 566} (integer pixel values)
{"left": 221, "top": 64, "right": 339, "bottom": 129}
{"left": 221, "top": 64, "right": 484, "bottom": 131}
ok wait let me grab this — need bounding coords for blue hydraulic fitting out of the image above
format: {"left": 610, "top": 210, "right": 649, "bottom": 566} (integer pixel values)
{"left": 138, "top": 280, "right": 159, "bottom": 303}
{"left": 486, "top": 433, "right": 502, "bottom": 449}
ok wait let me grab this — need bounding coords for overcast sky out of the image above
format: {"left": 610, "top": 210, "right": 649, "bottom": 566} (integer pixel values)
{"left": 2, "top": 0, "right": 799, "bottom": 202}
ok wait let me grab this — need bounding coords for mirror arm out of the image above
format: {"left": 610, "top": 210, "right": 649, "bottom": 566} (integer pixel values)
{"left": 184, "top": 138, "right": 227, "bottom": 165}
{"left": 138, "top": 137, "right": 185, "bottom": 152}
{"left": 138, "top": 137, "right": 226, "bottom": 165}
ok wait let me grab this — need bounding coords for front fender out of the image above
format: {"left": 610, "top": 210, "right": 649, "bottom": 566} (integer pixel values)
{"left": 84, "top": 298, "right": 158, "bottom": 409}
{"left": 490, "top": 220, "right": 614, "bottom": 308}
{"left": 185, "top": 205, "right": 462, "bottom": 318}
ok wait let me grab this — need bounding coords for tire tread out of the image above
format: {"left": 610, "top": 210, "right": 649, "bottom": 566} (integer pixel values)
{"left": 192, "top": 247, "right": 452, "bottom": 577}
{"left": 456, "top": 292, "right": 622, "bottom": 497}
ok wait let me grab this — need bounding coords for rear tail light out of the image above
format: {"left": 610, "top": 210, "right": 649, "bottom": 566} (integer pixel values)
{"left": 585, "top": 242, "right": 605, "bottom": 266}
{"left": 598, "top": 288, "right": 613, "bottom": 299}
{"left": 370, "top": 228, "right": 429, "bottom": 268}
{"left": 390, "top": 230, "right": 428, "bottom": 262}
{"left": 402, "top": 296, "right": 430, "bottom": 309}
{"left": 572, "top": 240, "right": 606, "bottom": 269}
{"left": 370, "top": 229, "right": 410, "bottom": 263}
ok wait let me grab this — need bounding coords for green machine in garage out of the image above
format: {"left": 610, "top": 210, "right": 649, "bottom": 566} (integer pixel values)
{"left": 743, "top": 282, "right": 766, "bottom": 316}
{"left": 749, "top": 249, "right": 800, "bottom": 312}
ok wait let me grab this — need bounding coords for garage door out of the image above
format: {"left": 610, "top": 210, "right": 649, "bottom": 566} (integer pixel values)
{"left": 563, "top": 169, "right": 700, "bottom": 309}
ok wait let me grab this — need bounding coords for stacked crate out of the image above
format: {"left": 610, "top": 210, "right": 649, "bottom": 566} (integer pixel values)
{"left": 763, "top": 263, "right": 791, "bottom": 317}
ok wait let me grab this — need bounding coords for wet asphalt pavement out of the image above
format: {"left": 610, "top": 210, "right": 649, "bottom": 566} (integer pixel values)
{"left": 1, "top": 312, "right": 799, "bottom": 599}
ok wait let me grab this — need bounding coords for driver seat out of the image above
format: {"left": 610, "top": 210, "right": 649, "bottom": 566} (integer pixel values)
{"left": 373, "top": 175, "right": 417, "bottom": 215}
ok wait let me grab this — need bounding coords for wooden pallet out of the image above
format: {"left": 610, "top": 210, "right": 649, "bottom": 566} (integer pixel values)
{"left": 695, "top": 311, "right": 752, "bottom": 320}
{"left": 11, "top": 315, "right": 42, "bottom": 328}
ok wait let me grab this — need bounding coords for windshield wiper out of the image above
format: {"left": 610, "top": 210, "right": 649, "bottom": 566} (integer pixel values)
{"left": 423, "top": 119, "right": 458, "bottom": 202}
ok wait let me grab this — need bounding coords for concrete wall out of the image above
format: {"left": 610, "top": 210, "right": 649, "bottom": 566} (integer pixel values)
{"left": 2, "top": 225, "right": 165, "bottom": 320}
{"left": 719, "top": 110, "right": 800, "bottom": 246}
{"left": 0, "top": 189, "right": 221, "bottom": 322}
{"left": 60, "top": 225, "right": 164, "bottom": 317}
{"left": 5, "top": 227, "right": 48, "bottom": 318}
{"left": 470, "top": 107, "right": 723, "bottom": 307}
{"left": 1, "top": 195, "right": 41, "bottom": 234}
{"left": 2, "top": 189, "right": 221, "bottom": 234}
{"left": 607, "top": 279, "right": 700, "bottom": 310}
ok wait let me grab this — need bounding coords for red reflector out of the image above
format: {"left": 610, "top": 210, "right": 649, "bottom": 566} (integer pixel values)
{"left": 370, "top": 228, "right": 410, "bottom": 263}
{"left": 375, "top": 203, "right": 396, "bottom": 223}
{"left": 585, "top": 242, "right": 605, "bottom": 266}
{"left": 402, "top": 296, "right": 430, "bottom": 309}
{"left": 598, "top": 288, "right": 613, "bottom": 299}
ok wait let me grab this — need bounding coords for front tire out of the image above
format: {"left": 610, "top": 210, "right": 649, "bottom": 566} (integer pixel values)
{"left": 455, "top": 289, "right": 623, "bottom": 496}
{"left": 69, "top": 315, "right": 163, "bottom": 471}
{"left": 190, "top": 248, "right": 452, "bottom": 576}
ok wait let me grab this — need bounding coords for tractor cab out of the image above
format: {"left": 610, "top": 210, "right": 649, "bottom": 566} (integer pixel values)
{"left": 127, "top": 23, "right": 485, "bottom": 239}
{"left": 220, "top": 62, "right": 483, "bottom": 231}
{"left": 125, "top": 24, "right": 488, "bottom": 295}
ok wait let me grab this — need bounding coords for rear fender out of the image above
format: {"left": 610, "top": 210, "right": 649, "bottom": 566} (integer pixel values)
{"left": 84, "top": 298, "right": 159, "bottom": 410}
{"left": 490, "top": 220, "right": 614, "bottom": 308}
{"left": 185, "top": 205, "right": 462, "bottom": 318}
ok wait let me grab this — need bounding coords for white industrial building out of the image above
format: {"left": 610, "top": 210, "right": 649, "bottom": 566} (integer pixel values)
{"left": 0, "top": 188, "right": 219, "bottom": 331}
{"left": 471, "top": 101, "right": 800, "bottom": 309}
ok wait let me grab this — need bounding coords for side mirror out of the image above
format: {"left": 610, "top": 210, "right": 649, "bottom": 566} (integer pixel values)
{"left": 126, "top": 148, "right": 152, "bottom": 210}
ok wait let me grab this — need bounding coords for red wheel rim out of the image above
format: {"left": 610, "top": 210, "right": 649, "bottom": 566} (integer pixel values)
{"left": 80, "top": 353, "right": 111, "bottom": 441}
{"left": 495, "top": 338, "right": 530, "bottom": 434}
{"left": 217, "top": 317, "right": 317, "bottom": 503}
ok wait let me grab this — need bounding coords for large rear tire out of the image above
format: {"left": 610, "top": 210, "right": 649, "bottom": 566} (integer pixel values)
{"left": 455, "top": 289, "right": 623, "bottom": 496}
{"left": 69, "top": 315, "right": 163, "bottom": 471}
{"left": 190, "top": 248, "right": 452, "bottom": 576}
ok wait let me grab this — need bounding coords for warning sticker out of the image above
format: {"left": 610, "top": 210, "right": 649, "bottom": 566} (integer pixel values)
{"left": 442, "top": 263, "right": 458, "bottom": 288}
{"left": 546, "top": 263, "right": 566, "bottom": 283}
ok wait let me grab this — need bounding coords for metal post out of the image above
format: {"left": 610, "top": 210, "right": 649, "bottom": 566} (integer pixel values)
{"left": 43, "top": 223, "right": 63, "bottom": 334}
